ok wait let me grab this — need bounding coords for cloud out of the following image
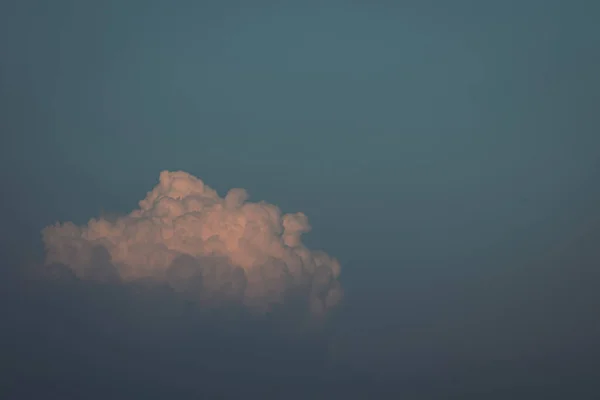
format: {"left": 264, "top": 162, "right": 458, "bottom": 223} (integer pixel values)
{"left": 41, "top": 170, "right": 342, "bottom": 317}
{"left": 0, "top": 170, "right": 351, "bottom": 397}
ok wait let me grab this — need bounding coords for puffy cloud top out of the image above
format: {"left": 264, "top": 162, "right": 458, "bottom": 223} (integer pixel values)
{"left": 42, "top": 171, "right": 342, "bottom": 316}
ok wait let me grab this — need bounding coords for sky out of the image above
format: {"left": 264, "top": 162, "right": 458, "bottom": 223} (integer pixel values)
{"left": 1, "top": 1, "right": 599, "bottom": 398}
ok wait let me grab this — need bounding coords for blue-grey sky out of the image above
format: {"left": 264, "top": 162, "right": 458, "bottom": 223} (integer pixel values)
{"left": 1, "top": 1, "right": 599, "bottom": 398}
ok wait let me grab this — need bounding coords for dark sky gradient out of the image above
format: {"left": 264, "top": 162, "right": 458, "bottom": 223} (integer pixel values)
{"left": 1, "top": 1, "right": 599, "bottom": 398}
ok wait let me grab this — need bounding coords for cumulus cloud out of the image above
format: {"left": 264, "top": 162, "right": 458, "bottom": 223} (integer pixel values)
{"left": 41, "top": 170, "right": 342, "bottom": 317}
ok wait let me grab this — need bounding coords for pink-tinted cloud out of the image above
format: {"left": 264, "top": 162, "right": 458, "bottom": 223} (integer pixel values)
{"left": 42, "top": 171, "right": 342, "bottom": 316}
